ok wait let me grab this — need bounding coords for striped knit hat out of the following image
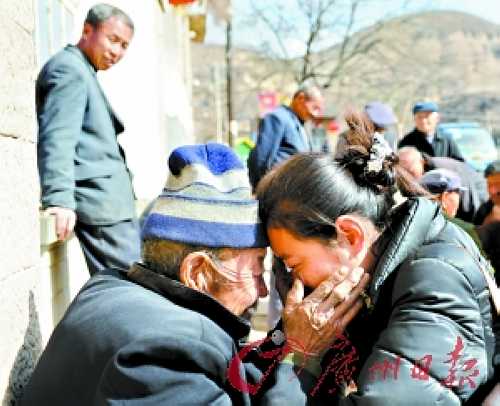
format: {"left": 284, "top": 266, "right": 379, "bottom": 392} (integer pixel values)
{"left": 141, "top": 143, "right": 268, "bottom": 248}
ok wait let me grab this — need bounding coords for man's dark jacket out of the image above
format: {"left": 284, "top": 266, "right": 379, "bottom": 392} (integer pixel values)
{"left": 36, "top": 45, "right": 135, "bottom": 225}
{"left": 398, "top": 128, "right": 464, "bottom": 162}
{"left": 21, "top": 264, "right": 305, "bottom": 405}
{"left": 475, "top": 200, "right": 495, "bottom": 225}
{"left": 426, "top": 156, "right": 489, "bottom": 222}
{"left": 247, "top": 106, "right": 309, "bottom": 190}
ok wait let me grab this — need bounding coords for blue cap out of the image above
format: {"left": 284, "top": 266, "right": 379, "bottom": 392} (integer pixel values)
{"left": 413, "top": 102, "right": 439, "bottom": 114}
{"left": 365, "top": 102, "right": 397, "bottom": 128}
{"left": 420, "top": 168, "right": 465, "bottom": 194}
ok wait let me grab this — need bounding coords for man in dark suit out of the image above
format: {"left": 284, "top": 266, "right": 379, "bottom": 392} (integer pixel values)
{"left": 247, "top": 83, "right": 324, "bottom": 191}
{"left": 398, "top": 102, "right": 464, "bottom": 161}
{"left": 36, "top": 4, "right": 140, "bottom": 275}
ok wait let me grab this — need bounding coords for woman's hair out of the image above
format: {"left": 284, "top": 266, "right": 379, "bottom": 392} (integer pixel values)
{"left": 256, "top": 111, "right": 426, "bottom": 241}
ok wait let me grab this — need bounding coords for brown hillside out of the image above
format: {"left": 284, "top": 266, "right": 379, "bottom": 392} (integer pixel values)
{"left": 192, "top": 10, "right": 500, "bottom": 141}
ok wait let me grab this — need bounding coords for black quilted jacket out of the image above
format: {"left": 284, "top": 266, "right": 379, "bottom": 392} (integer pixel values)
{"left": 339, "top": 197, "right": 499, "bottom": 405}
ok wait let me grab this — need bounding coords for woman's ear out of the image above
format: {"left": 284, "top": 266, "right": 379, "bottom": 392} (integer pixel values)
{"left": 334, "top": 215, "right": 366, "bottom": 257}
{"left": 179, "top": 252, "right": 214, "bottom": 293}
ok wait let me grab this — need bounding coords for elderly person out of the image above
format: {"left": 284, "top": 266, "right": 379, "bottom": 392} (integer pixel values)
{"left": 419, "top": 168, "right": 486, "bottom": 250}
{"left": 247, "top": 83, "right": 324, "bottom": 191}
{"left": 398, "top": 146, "right": 488, "bottom": 222}
{"left": 22, "top": 144, "right": 337, "bottom": 405}
{"left": 419, "top": 168, "right": 464, "bottom": 218}
{"left": 398, "top": 102, "right": 464, "bottom": 161}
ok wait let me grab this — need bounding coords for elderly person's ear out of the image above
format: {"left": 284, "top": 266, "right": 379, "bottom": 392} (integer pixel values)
{"left": 180, "top": 252, "right": 214, "bottom": 293}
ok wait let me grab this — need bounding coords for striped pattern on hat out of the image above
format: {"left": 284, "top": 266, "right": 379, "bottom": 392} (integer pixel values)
{"left": 141, "top": 143, "right": 268, "bottom": 248}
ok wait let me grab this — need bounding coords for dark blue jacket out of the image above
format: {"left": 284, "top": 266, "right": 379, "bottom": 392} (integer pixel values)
{"left": 36, "top": 45, "right": 135, "bottom": 225}
{"left": 21, "top": 265, "right": 306, "bottom": 405}
{"left": 247, "top": 106, "right": 310, "bottom": 189}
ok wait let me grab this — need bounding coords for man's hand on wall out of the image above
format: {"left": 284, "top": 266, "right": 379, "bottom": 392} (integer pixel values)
{"left": 45, "top": 207, "right": 77, "bottom": 241}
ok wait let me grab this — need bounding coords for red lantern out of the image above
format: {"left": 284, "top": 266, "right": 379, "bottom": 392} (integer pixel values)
{"left": 327, "top": 119, "right": 339, "bottom": 133}
{"left": 169, "top": 0, "right": 196, "bottom": 5}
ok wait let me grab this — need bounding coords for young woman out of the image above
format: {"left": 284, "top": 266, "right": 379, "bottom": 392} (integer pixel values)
{"left": 256, "top": 113, "right": 499, "bottom": 405}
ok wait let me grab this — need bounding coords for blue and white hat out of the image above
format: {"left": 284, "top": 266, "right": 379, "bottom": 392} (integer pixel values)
{"left": 142, "top": 143, "right": 268, "bottom": 248}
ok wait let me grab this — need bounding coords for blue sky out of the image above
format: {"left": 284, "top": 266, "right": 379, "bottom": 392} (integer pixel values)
{"left": 205, "top": 0, "right": 500, "bottom": 53}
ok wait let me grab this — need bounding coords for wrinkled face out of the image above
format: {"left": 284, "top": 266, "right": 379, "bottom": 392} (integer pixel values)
{"left": 268, "top": 227, "right": 354, "bottom": 289}
{"left": 440, "top": 191, "right": 460, "bottom": 217}
{"left": 487, "top": 175, "right": 500, "bottom": 205}
{"left": 211, "top": 248, "right": 268, "bottom": 316}
{"left": 295, "top": 92, "right": 324, "bottom": 122}
{"left": 81, "top": 16, "right": 133, "bottom": 70}
{"left": 414, "top": 111, "right": 439, "bottom": 135}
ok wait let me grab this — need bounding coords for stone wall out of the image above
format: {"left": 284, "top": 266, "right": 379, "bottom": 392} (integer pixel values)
{"left": 0, "top": 1, "right": 41, "bottom": 404}
{"left": 0, "top": 1, "right": 196, "bottom": 403}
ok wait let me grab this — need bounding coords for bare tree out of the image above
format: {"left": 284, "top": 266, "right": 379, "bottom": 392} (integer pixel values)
{"left": 241, "top": 0, "right": 416, "bottom": 88}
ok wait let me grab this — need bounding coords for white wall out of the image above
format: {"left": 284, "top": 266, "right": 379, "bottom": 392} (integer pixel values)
{"left": 73, "top": 1, "right": 195, "bottom": 200}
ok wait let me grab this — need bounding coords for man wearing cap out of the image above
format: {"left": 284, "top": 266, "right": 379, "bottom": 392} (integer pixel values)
{"left": 420, "top": 168, "right": 484, "bottom": 249}
{"left": 398, "top": 146, "right": 488, "bottom": 222}
{"left": 335, "top": 101, "right": 397, "bottom": 158}
{"left": 398, "top": 102, "right": 464, "bottom": 161}
{"left": 22, "top": 143, "right": 314, "bottom": 405}
{"left": 475, "top": 160, "right": 500, "bottom": 225}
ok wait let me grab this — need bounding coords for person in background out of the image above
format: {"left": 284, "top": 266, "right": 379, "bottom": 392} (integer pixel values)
{"left": 398, "top": 102, "right": 464, "bottom": 161}
{"left": 475, "top": 160, "right": 500, "bottom": 225}
{"left": 398, "top": 146, "right": 488, "bottom": 222}
{"left": 247, "top": 83, "right": 324, "bottom": 191}
{"left": 335, "top": 101, "right": 398, "bottom": 158}
{"left": 247, "top": 82, "right": 324, "bottom": 329}
{"left": 419, "top": 168, "right": 486, "bottom": 251}
{"left": 36, "top": 4, "right": 140, "bottom": 275}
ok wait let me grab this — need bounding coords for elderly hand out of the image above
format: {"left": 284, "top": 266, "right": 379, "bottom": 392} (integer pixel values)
{"left": 283, "top": 267, "right": 370, "bottom": 356}
{"left": 45, "top": 206, "right": 77, "bottom": 241}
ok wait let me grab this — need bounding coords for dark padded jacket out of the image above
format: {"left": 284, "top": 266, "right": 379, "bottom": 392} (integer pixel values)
{"left": 21, "top": 264, "right": 306, "bottom": 405}
{"left": 336, "top": 197, "right": 499, "bottom": 405}
{"left": 398, "top": 128, "right": 464, "bottom": 161}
